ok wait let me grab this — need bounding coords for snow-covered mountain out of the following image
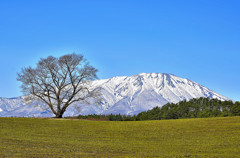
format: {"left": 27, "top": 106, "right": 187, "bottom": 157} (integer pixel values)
{"left": 0, "top": 73, "right": 230, "bottom": 117}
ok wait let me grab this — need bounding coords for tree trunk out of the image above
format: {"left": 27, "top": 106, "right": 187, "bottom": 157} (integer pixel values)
{"left": 56, "top": 114, "right": 63, "bottom": 118}
{"left": 56, "top": 111, "right": 63, "bottom": 118}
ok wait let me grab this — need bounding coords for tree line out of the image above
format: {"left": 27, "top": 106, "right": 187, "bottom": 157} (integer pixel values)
{"left": 77, "top": 97, "right": 240, "bottom": 121}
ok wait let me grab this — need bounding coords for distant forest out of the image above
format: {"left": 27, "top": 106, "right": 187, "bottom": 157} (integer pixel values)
{"left": 77, "top": 97, "right": 240, "bottom": 121}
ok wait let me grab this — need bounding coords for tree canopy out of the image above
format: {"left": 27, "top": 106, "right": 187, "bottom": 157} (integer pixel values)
{"left": 17, "top": 53, "right": 98, "bottom": 118}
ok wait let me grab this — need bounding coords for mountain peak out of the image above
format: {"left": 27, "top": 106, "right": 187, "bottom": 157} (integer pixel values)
{"left": 137, "top": 72, "right": 174, "bottom": 77}
{"left": 91, "top": 72, "right": 230, "bottom": 115}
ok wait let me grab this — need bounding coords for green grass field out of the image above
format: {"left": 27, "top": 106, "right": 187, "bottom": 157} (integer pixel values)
{"left": 1, "top": 117, "right": 240, "bottom": 157}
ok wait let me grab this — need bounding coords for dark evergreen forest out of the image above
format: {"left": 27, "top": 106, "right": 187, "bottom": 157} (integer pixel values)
{"left": 77, "top": 97, "right": 240, "bottom": 121}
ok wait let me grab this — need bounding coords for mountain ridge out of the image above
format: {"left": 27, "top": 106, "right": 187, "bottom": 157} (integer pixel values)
{"left": 0, "top": 73, "right": 230, "bottom": 117}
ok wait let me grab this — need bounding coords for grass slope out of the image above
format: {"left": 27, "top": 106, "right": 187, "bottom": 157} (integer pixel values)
{"left": 0, "top": 117, "right": 240, "bottom": 157}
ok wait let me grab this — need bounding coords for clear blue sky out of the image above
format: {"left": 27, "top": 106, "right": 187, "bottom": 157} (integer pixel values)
{"left": 0, "top": 0, "right": 239, "bottom": 101}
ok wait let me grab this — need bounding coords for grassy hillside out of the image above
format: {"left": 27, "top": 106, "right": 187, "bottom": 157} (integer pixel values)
{"left": 1, "top": 117, "right": 240, "bottom": 157}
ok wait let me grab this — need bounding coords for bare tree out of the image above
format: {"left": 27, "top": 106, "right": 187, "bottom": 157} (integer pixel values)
{"left": 17, "top": 53, "right": 98, "bottom": 118}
